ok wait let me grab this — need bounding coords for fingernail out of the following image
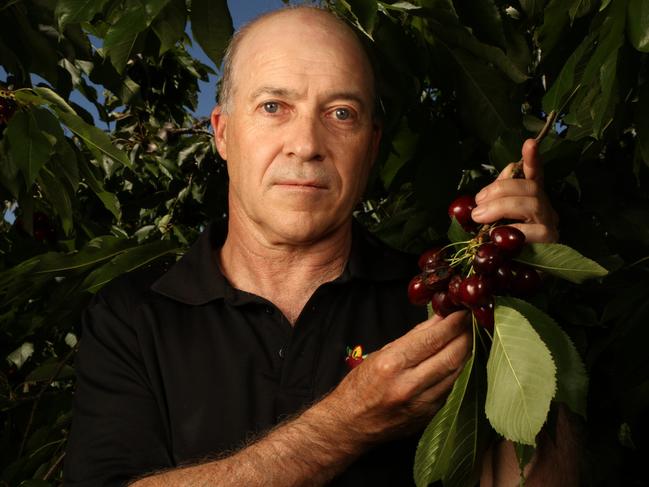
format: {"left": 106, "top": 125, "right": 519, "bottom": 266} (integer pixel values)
{"left": 475, "top": 190, "right": 485, "bottom": 203}
{"left": 471, "top": 206, "right": 485, "bottom": 218}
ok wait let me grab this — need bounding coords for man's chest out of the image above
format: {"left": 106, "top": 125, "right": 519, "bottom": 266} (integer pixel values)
{"left": 135, "top": 279, "right": 425, "bottom": 462}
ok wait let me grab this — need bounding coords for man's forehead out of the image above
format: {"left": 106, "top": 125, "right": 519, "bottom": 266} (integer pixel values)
{"left": 230, "top": 9, "right": 374, "bottom": 98}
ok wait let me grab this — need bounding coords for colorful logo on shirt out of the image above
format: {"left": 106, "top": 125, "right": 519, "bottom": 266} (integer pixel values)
{"left": 345, "top": 345, "right": 368, "bottom": 370}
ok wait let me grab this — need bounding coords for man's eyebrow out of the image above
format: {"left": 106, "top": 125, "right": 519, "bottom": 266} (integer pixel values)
{"left": 249, "top": 86, "right": 301, "bottom": 101}
{"left": 322, "top": 91, "right": 369, "bottom": 109}
{"left": 248, "top": 87, "right": 369, "bottom": 109}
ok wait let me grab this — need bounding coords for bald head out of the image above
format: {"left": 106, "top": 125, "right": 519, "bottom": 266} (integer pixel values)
{"left": 218, "top": 6, "right": 377, "bottom": 116}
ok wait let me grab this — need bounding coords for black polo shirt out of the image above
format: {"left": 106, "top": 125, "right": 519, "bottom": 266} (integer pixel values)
{"left": 64, "top": 222, "right": 429, "bottom": 486}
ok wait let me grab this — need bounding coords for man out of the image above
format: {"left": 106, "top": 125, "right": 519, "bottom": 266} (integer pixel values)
{"left": 64, "top": 6, "right": 573, "bottom": 486}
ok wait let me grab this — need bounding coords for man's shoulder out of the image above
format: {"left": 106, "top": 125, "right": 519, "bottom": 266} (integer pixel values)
{"left": 350, "top": 222, "right": 419, "bottom": 282}
{"left": 90, "top": 256, "right": 176, "bottom": 316}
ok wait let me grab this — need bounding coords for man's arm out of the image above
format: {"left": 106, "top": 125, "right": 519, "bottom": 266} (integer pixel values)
{"left": 480, "top": 406, "right": 580, "bottom": 486}
{"left": 130, "top": 311, "right": 471, "bottom": 486}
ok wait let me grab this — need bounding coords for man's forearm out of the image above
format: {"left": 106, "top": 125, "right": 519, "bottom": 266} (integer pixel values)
{"left": 130, "top": 393, "right": 368, "bottom": 487}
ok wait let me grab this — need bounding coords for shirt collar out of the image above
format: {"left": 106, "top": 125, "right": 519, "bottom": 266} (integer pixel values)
{"left": 151, "top": 220, "right": 417, "bottom": 305}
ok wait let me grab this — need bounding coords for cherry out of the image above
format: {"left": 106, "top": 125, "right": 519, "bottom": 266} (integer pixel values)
{"left": 493, "top": 261, "right": 514, "bottom": 293}
{"left": 472, "top": 299, "right": 495, "bottom": 331}
{"left": 422, "top": 265, "right": 453, "bottom": 292}
{"left": 473, "top": 243, "right": 503, "bottom": 275}
{"left": 459, "top": 275, "right": 493, "bottom": 307}
{"left": 430, "top": 290, "right": 462, "bottom": 317}
{"left": 491, "top": 226, "right": 526, "bottom": 255}
{"left": 447, "top": 274, "right": 463, "bottom": 305}
{"left": 448, "top": 195, "right": 478, "bottom": 232}
{"left": 510, "top": 263, "right": 541, "bottom": 297}
{"left": 418, "top": 246, "right": 446, "bottom": 271}
{"left": 408, "top": 274, "right": 435, "bottom": 306}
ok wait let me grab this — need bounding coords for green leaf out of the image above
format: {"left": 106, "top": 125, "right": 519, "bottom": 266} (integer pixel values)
{"left": 453, "top": 0, "right": 507, "bottom": 50}
{"left": 636, "top": 83, "right": 649, "bottom": 164}
{"left": 569, "top": 0, "right": 596, "bottom": 22}
{"left": 32, "top": 87, "right": 77, "bottom": 114}
{"left": 380, "top": 120, "right": 418, "bottom": 188}
{"left": 102, "top": 0, "right": 172, "bottom": 72}
{"left": 414, "top": 347, "right": 474, "bottom": 486}
{"left": 498, "top": 297, "right": 589, "bottom": 418}
{"left": 78, "top": 157, "right": 121, "bottom": 219}
{"left": 25, "top": 363, "right": 75, "bottom": 383}
{"left": 485, "top": 301, "right": 556, "bottom": 445}
{"left": 442, "top": 347, "right": 491, "bottom": 487}
{"left": 57, "top": 111, "right": 131, "bottom": 168}
{"left": 55, "top": 0, "right": 111, "bottom": 30}
{"left": 346, "top": 0, "right": 378, "bottom": 36}
{"left": 628, "top": 0, "right": 649, "bottom": 52}
{"left": 536, "top": 0, "right": 570, "bottom": 55}
{"left": 515, "top": 243, "right": 608, "bottom": 283}
{"left": 4, "top": 109, "right": 55, "bottom": 188}
{"left": 32, "top": 236, "right": 133, "bottom": 275}
{"left": 445, "top": 47, "right": 519, "bottom": 143}
{"left": 429, "top": 21, "right": 529, "bottom": 84}
{"left": 38, "top": 169, "right": 73, "bottom": 236}
{"left": 152, "top": 0, "right": 187, "bottom": 55}
{"left": 0, "top": 138, "right": 23, "bottom": 198}
{"left": 103, "top": 7, "right": 147, "bottom": 74}
{"left": 79, "top": 240, "right": 180, "bottom": 293}
{"left": 447, "top": 217, "right": 473, "bottom": 243}
{"left": 190, "top": 0, "right": 233, "bottom": 67}
{"left": 519, "top": 0, "right": 543, "bottom": 18}
{"left": 378, "top": 1, "right": 422, "bottom": 12}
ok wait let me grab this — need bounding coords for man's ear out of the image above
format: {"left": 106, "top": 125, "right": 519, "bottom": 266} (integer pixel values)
{"left": 211, "top": 105, "right": 228, "bottom": 160}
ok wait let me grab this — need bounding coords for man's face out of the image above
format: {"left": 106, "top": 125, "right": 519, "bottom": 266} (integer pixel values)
{"left": 212, "top": 10, "right": 381, "bottom": 245}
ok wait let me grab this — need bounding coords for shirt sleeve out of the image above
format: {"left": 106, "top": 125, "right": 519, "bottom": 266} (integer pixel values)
{"left": 64, "top": 289, "right": 172, "bottom": 487}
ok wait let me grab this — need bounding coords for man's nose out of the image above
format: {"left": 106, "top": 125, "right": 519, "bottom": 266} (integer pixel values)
{"left": 283, "top": 113, "right": 325, "bottom": 162}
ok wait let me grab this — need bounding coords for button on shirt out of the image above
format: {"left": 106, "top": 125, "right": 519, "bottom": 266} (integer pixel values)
{"left": 64, "top": 222, "right": 429, "bottom": 486}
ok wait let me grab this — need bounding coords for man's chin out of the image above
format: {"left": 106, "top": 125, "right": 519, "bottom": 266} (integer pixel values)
{"left": 260, "top": 216, "right": 347, "bottom": 247}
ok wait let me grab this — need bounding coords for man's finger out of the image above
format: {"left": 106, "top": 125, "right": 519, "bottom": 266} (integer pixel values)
{"left": 392, "top": 310, "right": 469, "bottom": 368}
{"left": 406, "top": 329, "right": 472, "bottom": 395}
{"left": 522, "top": 138, "right": 541, "bottom": 181}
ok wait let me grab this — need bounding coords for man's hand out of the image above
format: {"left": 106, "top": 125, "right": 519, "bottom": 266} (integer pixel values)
{"left": 130, "top": 311, "right": 471, "bottom": 487}
{"left": 470, "top": 139, "right": 559, "bottom": 243}
{"left": 322, "top": 310, "right": 472, "bottom": 444}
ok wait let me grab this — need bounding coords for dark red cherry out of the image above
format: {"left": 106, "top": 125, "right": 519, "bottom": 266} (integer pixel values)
{"left": 430, "top": 290, "right": 462, "bottom": 317}
{"left": 418, "top": 246, "right": 446, "bottom": 271}
{"left": 459, "top": 275, "right": 493, "bottom": 307}
{"left": 448, "top": 195, "right": 478, "bottom": 232}
{"left": 511, "top": 263, "right": 541, "bottom": 297}
{"left": 472, "top": 299, "right": 495, "bottom": 331}
{"left": 473, "top": 243, "right": 503, "bottom": 275}
{"left": 447, "top": 274, "right": 463, "bottom": 305}
{"left": 493, "top": 261, "right": 514, "bottom": 293}
{"left": 408, "top": 274, "right": 435, "bottom": 306}
{"left": 491, "top": 226, "right": 526, "bottom": 255}
{"left": 422, "top": 265, "right": 453, "bottom": 292}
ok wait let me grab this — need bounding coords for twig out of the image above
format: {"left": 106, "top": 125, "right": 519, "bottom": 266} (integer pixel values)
{"left": 42, "top": 451, "right": 66, "bottom": 481}
{"left": 18, "top": 344, "right": 78, "bottom": 458}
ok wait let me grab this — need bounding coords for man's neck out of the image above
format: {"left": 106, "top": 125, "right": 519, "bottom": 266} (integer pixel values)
{"left": 218, "top": 217, "right": 352, "bottom": 325}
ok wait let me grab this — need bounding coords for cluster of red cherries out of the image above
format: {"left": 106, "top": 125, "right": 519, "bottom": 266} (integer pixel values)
{"left": 408, "top": 195, "right": 541, "bottom": 330}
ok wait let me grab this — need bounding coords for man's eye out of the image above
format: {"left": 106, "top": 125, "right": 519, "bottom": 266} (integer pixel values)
{"left": 263, "top": 102, "right": 279, "bottom": 114}
{"left": 333, "top": 108, "right": 351, "bottom": 120}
